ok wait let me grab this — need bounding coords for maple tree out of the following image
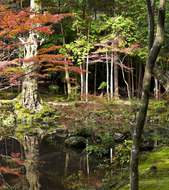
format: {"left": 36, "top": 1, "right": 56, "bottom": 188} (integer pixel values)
{"left": 0, "top": 1, "right": 79, "bottom": 111}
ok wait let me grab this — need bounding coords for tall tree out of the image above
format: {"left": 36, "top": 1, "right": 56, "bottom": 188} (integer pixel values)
{"left": 20, "top": 0, "right": 42, "bottom": 111}
{"left": 130, "top": 1, "right": 166, "bottom": 190}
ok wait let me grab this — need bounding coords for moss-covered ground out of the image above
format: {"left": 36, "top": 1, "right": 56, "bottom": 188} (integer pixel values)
{"left": 1, "top": 92, "right": 169, "bottom": 190}
{"left": 120, "top": 147, "right": 169, "bottom": 190}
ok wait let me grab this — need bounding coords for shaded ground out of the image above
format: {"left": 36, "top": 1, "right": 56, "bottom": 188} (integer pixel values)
{"left": 120, "top": 147, "right": 169, "bottom": 190}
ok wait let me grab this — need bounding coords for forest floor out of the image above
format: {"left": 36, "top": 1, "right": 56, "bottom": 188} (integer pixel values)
{"left": 120, "top": 147, "right": 169, "bottom": 190}
{"left": 1, "top": 91, "right": 169, "bottom": 189}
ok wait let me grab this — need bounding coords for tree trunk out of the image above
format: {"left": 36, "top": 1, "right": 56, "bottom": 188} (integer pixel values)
{"left": 114, "top": 53, "right": 119, "bottom": 98}
{"left": 65, "top": 64, "right": 71, "bottom": 97}
{"left": 110, "top": 53, "right": 114, "bottom": 99}
{"left": 85, "top": 55, "right": 89, "bottom": 102}
{"left": 94, "top": 64, "right": 97, "bottom": 95}
{"left": 154, "top": 78, "right": 159, "bottom": 99}
{"left": 21, "top": 76, "right": 41, "bottom": 111}
{"left": 131, "top": 61, "right": 135, "bottom": 98}
{"left": 106, "top": 52, "right": 110, "bottom": 101}
{"left": 137, "top": 63, "right": 143, "bottom": 98}
{"left": 20, "top": 0, "right": 42, "bottom": 112}
{"left": 130, "top": 1, "right": 165, "bottom": 190}
{"left": 24, "top": 135, "right": 40, "bottom": 190}
{"left": 80, "top": 64, "right": 84, "bottom": 100}
{"left": 120, "top": 58, "right": 131, "bottom": 100}
{"left": 21, "top": 32, "right": 42, "bottom": 111}
{"left": 61, "top": 23, "right": 71, "bottom": 98}
{"left": 30, "top": 0, "right": 42, "bottom": 12}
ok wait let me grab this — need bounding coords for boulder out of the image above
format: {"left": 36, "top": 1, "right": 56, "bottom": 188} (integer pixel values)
{"left": 114, "top": 132, "right": 126, "bottom": 143}
{"left": 64, "top": 136, "right": 86, "bottom": 148}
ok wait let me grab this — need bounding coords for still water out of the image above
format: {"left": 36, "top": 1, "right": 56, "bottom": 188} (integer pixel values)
{"left": 0, "top": 134, "right": 102, "bottom": 190}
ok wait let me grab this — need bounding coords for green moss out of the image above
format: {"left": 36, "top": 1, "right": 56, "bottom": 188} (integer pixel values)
{"left": 0, "top": 100, "right": 16, "bottom": 133}
{"left": 139, "top": 147, "right": 169, "bottom": 173}
{"left": 119, "top": 147, "right": 169, "bottom": 190}
{"left": 14, "top": 101, "right": 59, "bottom": 124}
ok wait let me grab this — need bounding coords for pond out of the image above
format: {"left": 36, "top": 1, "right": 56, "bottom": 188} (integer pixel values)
{"left": 0, "top": 130, "right": 104, "bottom": 190}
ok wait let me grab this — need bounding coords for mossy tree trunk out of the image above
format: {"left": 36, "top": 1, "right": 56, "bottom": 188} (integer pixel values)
{"left": 21, "top": 75, "right": 41, "bottom": 111}
{"left": 130, "top": 1, "right": 166, "bottom": 190}
{"left": 20, "top": 0, "right": 42, "bottom": 112}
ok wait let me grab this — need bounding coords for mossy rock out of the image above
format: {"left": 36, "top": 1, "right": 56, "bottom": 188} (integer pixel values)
{"left": 14, "top": 101, "right": 58, "bottom": 125}
{"left": 65, "top": 136, "right": 86, "bottom": 148}
{"left": 0, "top": 101, "right": 16, "bottom": 133}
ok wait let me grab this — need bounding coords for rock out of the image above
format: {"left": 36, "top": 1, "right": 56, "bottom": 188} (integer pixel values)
{"left": 114, "top": 133, "right": 126, "bottom": 143}
{"left": 140, "top": 140, "right": 154, "bottom": 151}
{"left": 43, "top": 127, "right": 68, "bottom": 144}
{"left": 64, "top": 136, "right": 86, "bottom": 148}
{"left": 54, "top": 128, "right": 68, "bottom": 138}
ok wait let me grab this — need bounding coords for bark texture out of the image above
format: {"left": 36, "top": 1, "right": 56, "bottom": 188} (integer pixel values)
{"left": 21, "top": 76, "right": 41, "bottom": 111}
{"left": 130, "top": 1, "right": 166, "bottom": 190}
{"left": 20, "top": 0, "right": 42, "bottom": 112}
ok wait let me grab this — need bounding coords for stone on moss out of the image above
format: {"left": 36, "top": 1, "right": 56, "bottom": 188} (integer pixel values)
{"left": 65, "top": 136, "right": 86, "bottom": 148}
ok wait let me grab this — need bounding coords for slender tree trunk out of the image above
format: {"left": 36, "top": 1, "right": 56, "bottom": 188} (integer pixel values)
{"left": 138, "top": 63, "right": 143, "bottom": 98}
{"left": 30, "top": 0, "right": 42, "bottom": 11}
{"left": 80, "top": 64, "right": 84, "bottom": 100}
{"left": 65, "top": 64, "right": 71, "bottom": 96}
{"left": 60, "top": 23, "right": 71, "bottom": 98}
{"left": 131, "top": 61, "right": 135, "bottom": 98}
{"left": 94, "top": 64, "right": 97, "bottom": 95}
{"left": 130, "top": 1, "right": 165, "bottom": 190}
{"left": 20, "top": 0, "right": 23, "bottom": 8}
{"left": 106, "top": 52, "right": 110, "bottom": 101}
{"left": 128, "top": 62, "right": 132, "bottom": 98}
{"left": 20, "top": 0, "right": 42, "bottom": 112}
{"left": 85, "top": 55, "right": 89, "bottom": 102}
{"left": 120, "top": 59, "right": 131, "bottom": 100}
{"left": 110, "top": 53, "right": 114, "bottom": 99}
{"left": 154, "top": 78, "right": 159, "bottom": 99}
{"left": 114, "top": 53, "right": 119, "bottom": 98}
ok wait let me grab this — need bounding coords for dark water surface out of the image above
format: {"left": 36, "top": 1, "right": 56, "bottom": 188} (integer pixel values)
{"left": 0, "top": 135, "right": 102, "bottom": 190}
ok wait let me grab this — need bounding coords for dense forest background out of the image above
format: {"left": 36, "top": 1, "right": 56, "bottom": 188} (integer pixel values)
{"left": 0, "top": 0, "right": 168, "bottom": 106}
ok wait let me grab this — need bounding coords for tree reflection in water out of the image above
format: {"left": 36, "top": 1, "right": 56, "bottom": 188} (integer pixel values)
{"left": 0, "top": 136, "right": 40, "bottom": 190}
{"left": 0, "top": 134, "right": 102, "bottom": 190}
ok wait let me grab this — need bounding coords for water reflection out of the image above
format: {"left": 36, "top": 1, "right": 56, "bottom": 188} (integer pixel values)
{"left": 38, "top": 135, "right": 99, "bottom": 190}
{"left": 0, "top": 131, "right": 102, "bottom": 190}
{"left": 24, "top": 135, "right": 40, "bottom": 190}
